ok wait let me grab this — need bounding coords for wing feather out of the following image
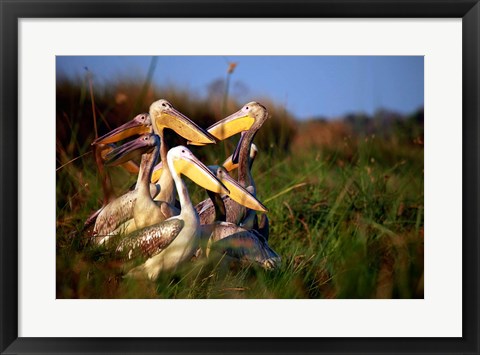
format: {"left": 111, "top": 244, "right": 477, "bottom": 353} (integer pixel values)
{"left": 116, "top": 218, "right": 184, "bottom": 261}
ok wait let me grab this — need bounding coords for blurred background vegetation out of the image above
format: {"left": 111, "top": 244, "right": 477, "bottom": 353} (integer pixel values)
{"left": 56, "top": 59, "right": 423, "bottom": 299}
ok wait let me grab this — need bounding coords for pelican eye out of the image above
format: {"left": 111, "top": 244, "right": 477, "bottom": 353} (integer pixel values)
{"left": 162, "top": 103, "right": 167, "bottom": 107}
{"left": 245, "top": 106, "right": 249, "bottom": 110}
{"left": 181, "top": 149, "right": 185, "bottom": 153}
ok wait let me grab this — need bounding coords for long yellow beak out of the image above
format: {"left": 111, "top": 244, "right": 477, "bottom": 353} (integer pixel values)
{"left": 217, "top": 168, "right": 268, "bottom": 212}
{"left": 150, "top": 162, "right": 164, "bottom": 184}
{"left": 221, "top": 143, "right": 258, "bottom": 172}
{"left": 93, "top": 118, "right": 151, "bottom": 145}
{"left": 173, "top": 156, "right": 229, "bottom": 195}
{"left": 154, "top": 106, "right": 216, "bottom": 145}
{"left": 222, "top": 155, "right": 237, "bottom": 172}
{"left": 188, "top": 110, "right": 255, "bottom": 146}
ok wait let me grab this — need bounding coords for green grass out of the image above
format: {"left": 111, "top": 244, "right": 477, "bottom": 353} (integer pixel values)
{"left": 56, "top": 135, "right": 423, "bottom": 299}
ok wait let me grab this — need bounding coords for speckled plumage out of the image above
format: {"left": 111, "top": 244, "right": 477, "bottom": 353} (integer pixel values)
{"left": 92, "top": 183, "right": 159, "bottom": 244}
{"left": 116, "top": 218, "right": 184, "bottom": 261}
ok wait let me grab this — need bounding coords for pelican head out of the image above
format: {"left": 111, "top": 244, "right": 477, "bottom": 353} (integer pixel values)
{"left": 149, "top": 99, "right": 216, "bottom": 145}
{"left": 92, "top": 113, "right": 151, "bottom": 145}
{"left": 215, "top": 166, "right": 268, "bottom": 212}
{"left": 189, "top": 102, "right": 267, "bottom": 146}
{"left": 105, "top": 133, "right": 160, "bottom": 167}
{"left": 168, "top": 146, "right": 229, "bottom": 195}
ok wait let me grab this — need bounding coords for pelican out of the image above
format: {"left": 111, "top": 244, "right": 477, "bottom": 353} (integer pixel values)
{"left": 190, "top": 102, "right": 267, "bottom": 228}
{"left": 203, "top": 101, "right": 267, "bottom": 196}
{"left": 196, "top": 167, "right": 279, "bottom": 270}
{"left": 103, "top": 134, "right": 174, "bottom": 230}
{"left": 149, "top": 99, "right": 216, "bottom": 205}
{"left": 116, "top": 146, "right": 231, "bottom": 279}
{"left": 190, "top": 103, "right": 278, "bottom": 267}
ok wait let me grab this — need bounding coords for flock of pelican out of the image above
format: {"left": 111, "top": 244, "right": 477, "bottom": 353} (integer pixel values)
{"left": 85, "top": 99, "right": 280, "bottom": 280}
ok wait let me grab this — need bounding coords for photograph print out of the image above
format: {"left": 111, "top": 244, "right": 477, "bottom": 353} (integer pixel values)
{"left": 56, "top": 55, "right": 424, "bottom": 299}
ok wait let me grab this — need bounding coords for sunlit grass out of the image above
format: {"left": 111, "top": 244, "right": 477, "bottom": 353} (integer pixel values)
{"left": 56, "top": 135, "right": 423, "bottom": 299}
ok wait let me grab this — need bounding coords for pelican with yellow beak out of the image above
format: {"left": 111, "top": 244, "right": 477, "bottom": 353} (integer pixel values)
{"left": 103, "top": 134, "right": 175, "bottom": 230}
{"left": 193, "top": 167, "right": 278, "bottom": 270}
{"left": 117, "top": 146, "right": 229, "bottom": 279}
{"left": 190, "top": 102, "right": 268, "bottom": 229}
{"left": 194, "top": 165, "right": 275, "bottom": 267}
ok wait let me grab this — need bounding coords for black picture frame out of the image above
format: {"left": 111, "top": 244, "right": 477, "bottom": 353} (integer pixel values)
{"left": 1, "top": 1, "right": 478, "bottom": 354}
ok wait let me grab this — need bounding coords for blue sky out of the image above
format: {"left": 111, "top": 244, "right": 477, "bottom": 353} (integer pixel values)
{"left": 56, "top": 56, "right": 423, "bottom": 120}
